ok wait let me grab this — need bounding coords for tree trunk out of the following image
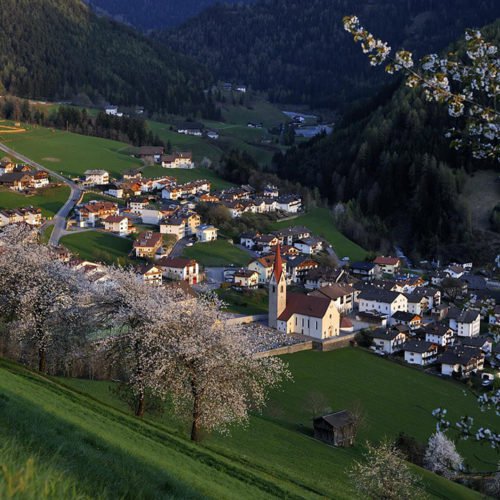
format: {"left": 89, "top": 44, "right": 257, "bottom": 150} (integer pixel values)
{"left": 38, "top": 348, "right": 46, "bottom": 373}
{"left": 135, "top": 391, "right": 145, "bottom": 418}
{"left": 190, "top": 394, "right": 201, "bottom": 442}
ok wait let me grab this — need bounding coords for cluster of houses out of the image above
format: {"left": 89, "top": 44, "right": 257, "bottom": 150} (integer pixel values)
{"left": 0, "top": 161, "right": 50, "bottom": 191}
{"left": 0, "top": 207, "right": 43, "bottom": 227}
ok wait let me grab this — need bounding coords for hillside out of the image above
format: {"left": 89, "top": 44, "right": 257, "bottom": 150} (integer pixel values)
{"left": 86, "top": 0, "right": 254, "bottom": 30}
{"left": 163, "top": 0, "right": 500, "bottom": 109}
{"left": 0, "top": 351, "right": 493, "bottom": 499}
{"left": 0, "top": 0, "right": 211, "bottom": 115}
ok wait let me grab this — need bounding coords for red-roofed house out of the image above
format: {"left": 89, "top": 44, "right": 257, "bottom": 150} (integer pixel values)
{"left": 133, "top": 231, "right": 163, "bottom": 258}
{"left": 103, "top": 215, "right": 132, "bottom": 236}
{"left": 373, "top": 256, "right": 401, "bottom": 275}
{"left": 156, "top": 257, "right": 200, "bottom": 285}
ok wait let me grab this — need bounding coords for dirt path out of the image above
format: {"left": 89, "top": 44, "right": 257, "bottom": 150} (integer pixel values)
{"left": 463, "top": 170, "right": 500, "bottom": 230}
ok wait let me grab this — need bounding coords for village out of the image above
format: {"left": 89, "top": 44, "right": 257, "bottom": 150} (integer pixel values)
{"left": 1, "top": 147, "right": 500, "bottom": 391}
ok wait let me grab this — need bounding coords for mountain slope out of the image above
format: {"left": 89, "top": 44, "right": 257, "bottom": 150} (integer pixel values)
{"left": 0, "top": 0, "right": 211, "bottom": 115}
{"left": 86, "top": 0, "right": 255, "bottom": 30}
{"left": 163, "top": 0, "right": 500, "bottom": 109}
{"left": 273, "top": 20, "right": 500, "bottom": 262}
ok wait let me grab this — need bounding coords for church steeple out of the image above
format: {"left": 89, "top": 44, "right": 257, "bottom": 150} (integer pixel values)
{"left": 268, "top": 243, "right": 287, "bottom": 329}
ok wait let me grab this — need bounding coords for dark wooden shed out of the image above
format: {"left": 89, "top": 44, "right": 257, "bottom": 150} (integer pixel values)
{"left": 313, "top": 410, "right": 355, "bottom": 447}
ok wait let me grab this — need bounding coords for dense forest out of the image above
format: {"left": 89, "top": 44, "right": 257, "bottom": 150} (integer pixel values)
{"left": 272, "top": 19, "right": 500, "bottom": 263}
{"left": 0, "top": 0, "right": 217, "bottom": 117}
{"left": 164, "top": 0, "right": 500, "bottom": 109}
{"left": 85, "top": 0, "right": 254, "bottom": 30}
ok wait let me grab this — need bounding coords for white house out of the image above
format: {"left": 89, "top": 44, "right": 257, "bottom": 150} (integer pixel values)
{"left": 233, "top": 269, "right": 259, "bottom": 289}
{"left": 403, "top": 340, "right": 439, "bottom": 366}
{"left": 103, "top": 215, "right": 131, "bottom": 236}
{"left": 277, "top": 195, "right": 302, "bottom": 213}
{"left": 161, "top": 152, "right": 194, "bottom": 169}
{"left": 368, "top": 328, "right": 408, "bottom": 354}
{"left": 424, "top": 323, "right": 455, "bottom": 347}
{"left": 358, "top": 289, "right": 408, "bottom": 317}
{"left": 84, "top": 170, "right": 109, "bottom": 186}
{"left": 452, "top": 310, "right": 481, "bottom": 337}
{"left": 294, "top": 237, "right": 323, "bottom": 255}
{"left": 156, "top": 257, "right": 200, "bottom": 285}
{"left": 196, "top": 224, "right": 218, "bottom": 242}
{"left": 249, "top": 254, "right": 286, "bottom": 284}
{"left": 160, "top": 217, "right": 186, "bottom": 240}
{"left": 373, "top": 256, "right": 401, "bottom": 275}
{"left": 137, "top": 264, "right": 163, "bottom": 286}
{"left": 104, "top": 184, "right": 124, "bottom": 199}
{"left": 309, "top": 284, "right": 355, "bottom": 314}
{"left": 440, "top": 347, "right": 484, "bottom": 378}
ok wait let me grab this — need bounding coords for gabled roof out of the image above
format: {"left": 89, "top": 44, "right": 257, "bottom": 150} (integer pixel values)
{"left": 368, "top": 328, "right": 405, "bottom": 341}
{"left": 314, "top": 410, "right": 354, "bottom": 429}
{"left": 156, "top": 256, "right": 197, "bottom": 269}
{"left": 374, "top": 256, "right": 400, "bottom": 266}
{"left": 457, "top": 310, "right": 480, "bottom": 324}
{"left": 310, "top": 283, "right": 354, "bottom": 301}
{"left": 403, "top": 340, "right": 438, "bottom": 353}
{"left": 358, "top": 289, "right": 403, "bottom": 304}
{"left": 278, "top": 293, "right": 331, "bottom": 321}
{"left": 392, "top": 311, "right": 420, "bottom": 322}
{"left": 439, "top": 346, "right": 484, "bottom": 365}
{"left": 351, "top": 261, "right": 377, "bottom": 272}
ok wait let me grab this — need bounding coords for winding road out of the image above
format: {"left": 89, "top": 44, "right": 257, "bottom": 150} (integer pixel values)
{"left": 0, "top": 142, "right": 82, "bottom": 245}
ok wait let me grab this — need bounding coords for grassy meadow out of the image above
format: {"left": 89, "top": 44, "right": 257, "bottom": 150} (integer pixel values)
{"left": 60, "top": 231, "right": 133, "bottom": 266}
{"left": 182, "top": 240, "right": 251, "bottom": 267}
{"left": 0, "top": 124, "right": 141, "bottom": 178}
{"left": 271, "top": 207, "right": 368, "bottom": 261}
{"left": 142, "top": 165, "right": 234, "bottom": 190}
{"left": 0, "top": 185, "right": 70, "bottom": 218}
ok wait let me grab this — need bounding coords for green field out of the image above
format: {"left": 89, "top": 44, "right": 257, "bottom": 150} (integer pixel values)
{"left": 60, "top": 231, "right": 133, "bottom": 266}
{"left": 0, "top": 124, "right": 141, "bottom": 178}
{"left": 81, "top": 192, "right": 126, "bottom": 206}
{"left": 271, "top": 208, "right": 368, "bottom": 261}
{"left": 60, "top": 348, "right": 491, "bottom": 499}
{"left": 142, "top": 166, "right": 234, "bottom": 190}
{"left": 182, "top": 240, "right": 251, "bottom": 267}
{"left": 40, "top": 224, "right": 54, "bottom": 244}
{"left": 0, "top": 185, "right": 69, "bottom": 218}
{"left": 216, "top": 287, "right": 269, "bottom": 315}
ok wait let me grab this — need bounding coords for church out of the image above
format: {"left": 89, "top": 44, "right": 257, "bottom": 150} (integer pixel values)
{"left": 268, "top": 245, "right": 340, "bottom": 339}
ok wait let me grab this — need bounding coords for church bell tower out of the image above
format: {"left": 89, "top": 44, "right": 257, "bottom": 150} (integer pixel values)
{"left": 268, "top": 243, "right": 287, "bottom": 329}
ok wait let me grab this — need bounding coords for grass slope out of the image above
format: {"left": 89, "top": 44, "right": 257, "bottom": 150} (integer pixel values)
{"left": 182, "top": 240, "right": 251, "bottom": 267}
{"left": 271, "top": 207, "right": 368, "bottom": 261}
{"left": 62, "top": 348, "right": 487, "bottom": 499}
{"left": 142, "top": 165, "right": 234, "bottom": 190}
{"left": 0, "top": 125, "right": 141, "bottom": 178}
{"left": 0, "top": 358, "right": 313, "bottom": 499}
{"left": 60, "top": 231, "right": 133, "bottom": 266}
{"left": 0, "top": 185, "right": 69, "bottom": 218}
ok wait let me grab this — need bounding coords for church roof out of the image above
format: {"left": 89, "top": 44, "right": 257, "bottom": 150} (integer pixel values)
{"left": 278, "top": 293, "right": 331, "bottom": 321}
{"left": 273, "top": 243, "right": 284, "bottom": 282}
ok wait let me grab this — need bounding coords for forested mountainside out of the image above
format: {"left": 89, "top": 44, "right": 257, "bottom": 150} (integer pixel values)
{"left": 272, "top": 20, "right": 500, "bottom": 263}
{"left": 164, "top": 0, "right": 500, "bottom": 109}
{"left": 0, "top": 0, "right": 215, "bottom": 116}
{"left": 86, "top": 0, "right": 254, "bottom": 30}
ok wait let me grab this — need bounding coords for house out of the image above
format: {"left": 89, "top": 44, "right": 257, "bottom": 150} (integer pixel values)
{"left": 83, "top": 170, "right": 109, "bottom": 186}
{"left": 405, "top": 292, "right": 429, "bottom": 315}
{"left": 273, "top": 226, "right": 311, "bottom": 246}
{"left": 32, "top": 171, "right": 50, "bottom": 188}
{"left": 196, "top": 224, "right": 218, "bottom": 242}
{"left": 269, "top": 245, "right": 340, "bottom": 339}
{"left": 141, "top": 205, "right": 176, "bottom": 225}
{"left": 160, "top": 217, "right": 186, "bottom": 240}
{"left": 264, "top": 185, "right": 279, "bottom": 198}
{"left": 403, "top": 340, "right": 439, "bottom": 366}
{"left": 249, "top": 254, "right": 285, "bottom": 284}
{"left": 103, "top": 215, "right": 131, "bottom": 236}
{"left": 206, "top": 130, "right": 219, "bottom": 140}
{"left": 76, "top": 201, "right": 119, "bottom": 227}
{"left": 128, "top": 197, "right": 150, "bottom": 215}
{"left": 104, "top": 184, "right": 124, "bottom": 199}
{"left": 287, "top": 256, "right": 319, "bottom": 284}
{"left": 304, "top": 267, "right": 348, "bottom": 290}
{"left": 439, "top": 347, "right": 484, "bottom": 378}
{"left": 0, "top": 172, "right": 33, "bottom": 190}
{"left": 0, "top": 207, "right": 42, "bottom": 227}
{"left": 453, "top": 310, "right": 481, "bottom": 337}
{"left": 358, "top": 289, "right": 408, "bottom": 317}
{"left": 156, "top": 257, "right": 199, "bottom": 285}
{"left": 350, "top": 262, "right": 380, "bottom": 280}
{"left": 294, "top": 237, "right": 323, "bottom": 255}
{"left": 161, "top": 152, "right": 194, "bottom": 169}
{"left": 389, "top": 311, "right": 422, "bottom": 330}
{"left": 313, "top": 411, "right": 356, "bottom": 447}
{"left": 0, "top": 160, "right": 15, "bottom": 174}
{"left": 176, "top": 123, "right": 203, "bottom": 136}
{"left": 309, "top": 283, "right": 355, "bottom": 314}
{"left": 444, "top": 265, "right": 467, "bottom": 279}
{"left": 367, "top": 328, "right": 408, "bottom": 354}
{"left": 423, "top": 323, "right": 455, "bottom": 347}
{"left": 137, "top": 263, "right": 163, "bottom": 286}
{"left": 460, "top": 336, "right": 493, "bottom": 354}
{"left": 233, "top": 269, "right": 259, "bottom": 289}
{"left": 374, "top": 256, "right": 401, "bottom": 275}
{"left": 133, "top": 231, "right": 163, "bottom": 258}
{"left": 136, "top": 146, "right": 164, "bottom": 163}
{"left": 105, "top": 106, "right": 121, "bottom": 116}
{"left": 276, "top": 195, "right": 302, "bottom": 213}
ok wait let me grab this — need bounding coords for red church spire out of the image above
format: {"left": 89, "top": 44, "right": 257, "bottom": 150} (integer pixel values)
{"left": 273, "top": 243, "right": 283, "bottom": 282}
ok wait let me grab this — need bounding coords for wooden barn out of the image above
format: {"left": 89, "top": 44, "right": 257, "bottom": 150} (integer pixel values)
{"left": 313, "top": 410, "right": 355, "bottom": 447}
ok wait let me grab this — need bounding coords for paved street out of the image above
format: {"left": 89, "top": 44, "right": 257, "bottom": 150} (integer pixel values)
{"left": 0, "top": 141, "right": 83, "bottom": 246}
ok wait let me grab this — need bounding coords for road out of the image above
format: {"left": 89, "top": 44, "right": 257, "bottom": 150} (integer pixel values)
{"left": 0, "top": 141, "right": 82, "bottom": 246}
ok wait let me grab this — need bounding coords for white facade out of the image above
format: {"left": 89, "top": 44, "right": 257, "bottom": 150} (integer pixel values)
{"left": 358, "top": 294, "right": 407, "bottom": 316}
{"left": 404, "top": 348, "right": 437, "bottom": 366}
{"left": 196, "top": 225, "right": 218, "bottom": 242}
{"left": 84, "top": 170, "right": 109, "bottom": 186}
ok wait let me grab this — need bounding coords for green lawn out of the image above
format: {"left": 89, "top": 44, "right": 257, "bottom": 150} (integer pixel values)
{"left": 0, "top": 185, "right": 70, "bottom": 218}
{"left": 216, "top": 287, "right": 269, "bottom": 315}
{"left": 271, "top": 207, "right": 368, "bottom": 261}
{"left": 40, "top": 225, "right": 54, "bottom": 244}
{"left": 60, "top": 231, "right": 133, "bottom": 266}
{"left": 142, "top": 166, "right": 234, "bottom": 190}
{"left": 182, "top": 240, "right": 251, "bottom": 267}
{"left": 0, "top": 124, "right": 141, "bottom": 178}
{"left": 61, "top": 348, "right": 490, "bottom": 499}
{"left": 81, "top": 192, "right": 126, "bottom": 206}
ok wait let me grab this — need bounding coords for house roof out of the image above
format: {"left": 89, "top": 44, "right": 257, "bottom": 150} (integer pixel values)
{"left": 460, "top": 336, "right": 493, "bottom": 348}
{"left": 314, "top": 410, "right": 354, "bottom": 429}
{"left": 278, "top": 293, "right": 331, "bottom": 321}
{"left": 156, "top": 256, "right": 197, "bottom": 269}
{"left": 368, "top": 328, "right": 405, "bottom": 341}
{"left": 133, "top": 231, "right": 162, "bottom": 248}
{"left": 358, "top": 289, "right": 403, "bottom": 304}
{"left": 351, "top": 261, "right": 377, "bottom": 272}
{"left": 457, "top": 310, "right": 480, "bottom": 324}
{"left": 439, "top": 346, "right": 484, "bottom": 365}
{"left": 403, "top": 340, "right": 437, "bottom": 353}
{"left": 138, "top": 146, "right": 164, "bottom": 155}
{"left": 424, "top": 323, "right": 452, "bottom": 337}
{"left": 310, "top": 284, "right": 353, "bottom": 301}
{"left": 392, "top": 311, "right": 420, "bottom": 322}
{"left": 104, "top": 215, "right": 127, "bottom": 223}
{"left": 374, "top": 256, "right": 400, "bottom": 266}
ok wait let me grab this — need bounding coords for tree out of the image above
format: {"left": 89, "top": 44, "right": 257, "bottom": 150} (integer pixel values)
{"left": 150, "top": 293, "right": 290, "bottom": 442}
{"left": 344, "top": 16, "right": 499, "bottom": 161}
{"left": 424, "top": 432, "right": 464, "bottom": 478}
{"left": 349, "top": 441, "right": 426, "bottom": 499}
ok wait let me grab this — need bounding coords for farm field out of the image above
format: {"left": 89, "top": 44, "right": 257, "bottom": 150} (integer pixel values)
{"left": 271, "top": 207, "right": 368, "bottom": 261}
{"left": 0, "top": 185, "right": 70, "bottom": 218}
{"left": 0, "top": 123, "right": 141, "bottom": 178}
{"left": 62, "top": 348, "right": 490, "bottom": 499}
{"left": 142, "top": 165, "right": 234, "bottom": 190}
{"left": 60, "top": 231, "right": 133, "bottom": 266}
{"left": 183, "top": 240, "right": 251, "bottom": 267}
